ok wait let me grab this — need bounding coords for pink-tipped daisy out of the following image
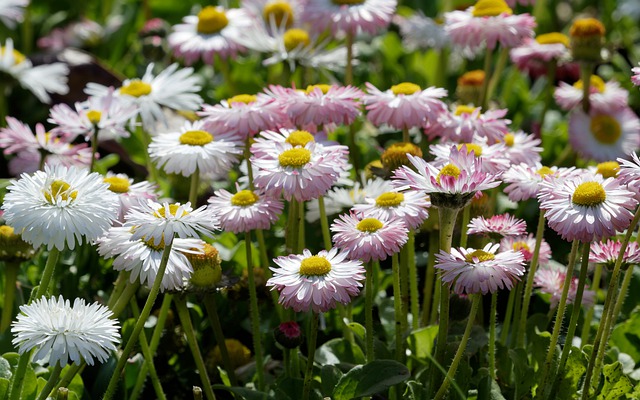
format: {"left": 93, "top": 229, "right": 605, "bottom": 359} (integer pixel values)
{"left": 435, "top": 243, "right": 526, "bottom": 295}
{"left": 467, "top": 213, "right": 527, "bottom": 237}
{"left": 426, "top": 105, "right": 511, "bottom": 144}
{"left": 632, "top": 63, "right": 640, "bottom": 86}
{"left": 534, "top": 265, "right": 595, "bottom": 308}
{"left": 242, "top": 0, "right": 307, "bottom": 31}
{"left": 267, "top": 248, "right": 365, "bottom": 313}
{"left": 331, "top": 212, "right": 409, "bottom": 262}
{"left": 568, "top": 107, "right": 640, "bottom": 163}
{"left": 303, "top": 0, "right": 396, "bottom": 36}
{"left": 510, "top": 33, "right": 570, "bottom": 73}
{"left": 503, "top": 163, "right": 574, "bottom": 202}
{"left": 281, "top": 84, "right": 363, "bottom": 128}
{"left": 168, "top": 5, "right": 251, "bottom": 65}
{"left": 392, "top": 145, "right": 501, "bottom": 209}
{"left": 351, "top": 190, "right": 430, "bottom": 231}
{"left": 538, "top": 173, "right": 636, "bottom": 243}
{"left": 198, "top": 92, "right": 286, "bottom": 141}
{"left": 500, "top": 233, "right": 551, "bottom": 264}
{"left": 430, "top": 141, "right": 511, "bottom": 175}
{"left": 250, "top": 128, "right": 348, "bottom": 159}
{"left": 589, "top": 239, "right": 640, "bottom": 270}
{"left": 501, "top": 130, "right": 542, "bottom": 166}
{"left": 618, "top": 152, "right": 640, "bottom": 199}
{"left": 363, "top": 82, "right": 447, "bottom": 131}
{"left": 207, "top": 187, "right": 284, "bottom": 233}
{"left": 444, "top": 0, "right": 536, "bottom": 53}
{"left": 102, "top": 172, "right": 158, "bottom": 222}
{"left": 394, "top": 12, "right": 450, "bottom": 51}
{"left": 555, "top": 75, "right": 629, "bottom": 113}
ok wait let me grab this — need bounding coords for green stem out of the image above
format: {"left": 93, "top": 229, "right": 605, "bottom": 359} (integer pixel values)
{"left": 402, "top": 127, "right": 410, "bottom": 144}
{"left": 110, "top": 281, "right": 141, "bottom": 317}
{"left": 1, "top": 261, "right": 20, "bottom": 333}
{"left": 106, "top": 271, "right": 128, "bottom": 309}
{"left": 538, "top": 240, "right": 580, "bottom": 395}
{"left": 486, "top": 47, "right": 509, "bottom": 105}
{"left": 245, "top": 140, "right": 254, "bottom": 189}
{"left": 610, "top": 265, "right": 635, "bottom": 331}
{"left": 516, "top": 211, "right": 547, "bottom": 348}
{"left": 489, "top": 292, "right": 498, "bottom": 380}
{"left": 407, "top": 231, "right": 420, "bottom": 331}
{"left": 365, "top": 261, "right": 375, "bottom": 363}
{"left": 255, "top": 229, "right": 282, "bottom": 321}
{"left": 129, "top": 299, "right": 166, "bottom": 400}
{"left": 189, "top": 167, "right": 200, "bottom": 206}
{"left": 500, "top": 286, "right": 516, "bottom": 346}
{"left": 580, "top": 63, "right": 592, "bottom": 113}
{"left": 421, "top": 232, "right": 438, "bottom": 327}
{"left": 317, "top": 196, "right": 332, "bottom": 251}
{"left": 175, "top": 296, "right": 216, "bottom": 400}
{"left": 0, "top": 82, "right": 8, "bottom": 126}
{"left": 203, "top": 293, "right": 238, "bottom": 386}
{"left": 36, "top": 364, "right": 62, "bottom": 400}
{"left": 580, "top": 263, "right": 602, "bottom": 344}
{"left": 433, "top": 294, "right": 481, "bottom": 400}
{"left": 392, "top": 253, "right": 403, "bottom": 362}
{"left": 286, "top": 200, "right": 300, "bottom": 255}
{"left": 539, "top": 60, "right": 558, "bottom": 135}
{"left": 434, "top": 48, "right": 449, "bottom": 89}
{"left": 54, "top": 364, "right": 85, "bottom": 394}
{"left": 245, "top": 231, "right": 265, "bottom": 390}
{"left": 399, "top": 243, "right": 410, "bottom": 337}
{"left": 479, "top": 49, "right": 494, "bottom": 109}
{"left": 459, "top": 205, "right": 471, "bottom": 248}
{"left": 102, "top": 238, "right": 174, "bottom": 400}
{"left": 345, "top": 32, "right": 354, "bottom": 86}
{"left": 302, "top": 312, "right": 319, "bottom": 400}
{"left": 135, "top": 122, "right": 158, "bottom": 183}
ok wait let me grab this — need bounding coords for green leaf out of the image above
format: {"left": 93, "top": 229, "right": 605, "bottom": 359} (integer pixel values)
{"left": 320, "top": 365, "right": 343, "bottom": 396}
{"left": 557, "top": 348, "right": 586, "bottom": 400}
{"left": 332, "top": 360, "right": 410, "bottom": 400}
{"left": 211, "top": 385, "right": 269, "bottom": 400}
{"left": 509, "top": 348, "right": 534, "bottom": 400}
{"left": 0, "top": 357, "right": 11, "bottom": 380}
{"left": 406, "top": 326, "right": 438, "bottom": 361}
{"left": 406, "top": 380, "right": 428, "bottom": 400}
{"left": 477, "top": 375, "right": 506, "bottom": 400}
{"left": 610, "top": 307, "right": 640, "bottom": 361}
{"left": 314, "top": 338, "right": 365, "bottom": 366}
{"left": 0, "top": 378, "right": 9, "bottom": 400}
{"left": 597, "top": 362, "right": 633, "bottom": 400}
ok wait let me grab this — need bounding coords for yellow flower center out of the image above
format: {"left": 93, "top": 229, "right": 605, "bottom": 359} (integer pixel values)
{"left": 331, "top": 0, "right": 365, "bottom": 4}
{"left": 595, "top": 161, "right": 620, "bottom": 178}
{"left": 536, "top": 32, "right": 570, "bottom": 47}
{"left": 437, "top": 164, "right": 461, "bottom": 183}
{"left": 472, "top": 0, "right": 512, "bottom": 17}
{"left": 86, "top": 110, "right": 102, "bottom": 124}
{"left": 390, "top": 82, "right": 421, "bottom": 96}
{"left": 537, "top": 166, "right": 554, "bottom": 177}
{"left": 120, "top": 80, "right": 152, "bottom": 97}
{"left": 503, "top": 133, "right": 515, "bottom": 147}
{"left": 263, "top": 1, "right": 294, "bottom": 27}
{"left": 375, "top": 192, "right": 405, "bottom": 208}
{"left": 512, "top": 241, "right": 531, "bottom": 253}
{"left": 356, "top": 218, "right": 384, "bottom": 233}
{"left": 227, "top": 94, "right": 258, "bottom": 106}
{"left": 143, "top": 235, "right": 166, "bottom": 251}
{"left": 278, "top": 148, "right": 311, "bottom": 168}
{"left": 457, "top": 143, "right": 483, "bottom": 156}
{"left": 464, "top": 249, "right": 496, "bottom": 262}
{"left": 572, "top": 181, "right": 606, "bottom": 207}
{"left": 305, "top": 84, "right": 332, "bottom": 94}
{"left": 573, "top": 75, "right": 606, "bottom": 93}
{"left": 299, "top": 256, "right": 332, "bottom": 276}
{"left": 457, "top": 70, "right": 485, "bottom": 87}
{"left": 179, "top": 130, "right": 214, "bottom": 146}
{"left": 154, "top": 204, "right": 189, "bottom": 218}
{"left": 569, "top": 18, "right": 605, "bottom": 38}
{"left": 0, "top": 47, "right": 26, "bottom": 65}
{"left": 286, "top": 130, "right": 315, "bottom": 147}
{"left": 103, "top": 176, "right": 131, "bottom": 193}
{"left": 455, "top": 105, "right": 477, "bottom": 116}
{"left": 231, "top": 190, "right": 260, "bottom": 206}
{"left": 0, "top": 225, "right": 15, "bottom": 238}
{"left": 283, "top": 28, "right": 310, "bottom": 51}
{"left": 197, "top": 6, "right": 229, "bottom": 34}
{"left": 44, "top": 180, "right": 78, "bottom": 203}
{"left": 590, "top": 115, "right": 621, "bottom": 145}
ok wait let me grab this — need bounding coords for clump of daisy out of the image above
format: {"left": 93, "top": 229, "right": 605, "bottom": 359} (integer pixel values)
{"left": 534, "top": 265, "right": 596, "bottom": 308}
{"left": 467, "top": 213, "right": 527, "bottom": 237}
{"left": 1, "top": 165, "right": 119, "bottom": 251}
{"left": 11, "top": 296, "right": 120, "bottom": 367}
{"left": 267, "top": 248, "right": 365, "bottom": 313}
{"left": 590, "top": 239, "right": 640, "bottom": 271}
{"left": 435, "top": 243, "right": 526, "bottom": 295}
{"left": 555, "top": 75, "right": 628, "bottom": 113}
{"left": 352, "top": 190, "right": 430, "bottom": 231}
{"left": 500, "top": 234, "right": 552, "bottom": 265}
{"left": 207, "top": 187, "right": 284, "bottom": 233}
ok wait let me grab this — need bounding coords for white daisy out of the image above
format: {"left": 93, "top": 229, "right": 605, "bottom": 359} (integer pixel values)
{"left": 1, "top": 165, "right": 119, "bottom": 250}
{"left": 0, "top": 0, "right": 28, "bottom": 28}
{"left": 303, "top": 0, "right": 397, "bottom": 36}
{"left": 352, "top": 189, "right": 430, "bottom": 230}
{"left": 1, "top": 38, "right": 69, "bottom": 103}
{"left": 11, "top": 296, "right": 120, "bottom": 367}
{"left": 394, "top": 13, "right": 450, "bottom": 51}
{"left": 102, "top": 172, "right": 158, "bottom": 222}
{"left": 430, "top": 140, "right": 511, "bottom": 175}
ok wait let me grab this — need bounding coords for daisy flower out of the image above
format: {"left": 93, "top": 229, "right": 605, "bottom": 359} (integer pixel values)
{"left": 534, "top": 265, "right": 595, "bottom": 308}
{"left": 125, "top": 200, "right": 220, "bottom": 247}
{"left": 538, "top": 173, "right": 636, "bottom": 243}
{"left": 103, "top": 172, "right": 158, "bottom": 222}
{"left": 0, "top": 0, "right": 27, "bottom": 28}
{"left": 363, "top": 82, "right": 447, "bottom": 130}
{"left": 444, "top": 0, "right": 536, "bottom": 53}
{"left": 331, "top": 212, "right": 409, "bottom": 262}
{"left": 303, "top": 0, "right": 396, "bottom": 36}
{"left": 1, "top": 165, "right": 119, "bottom": 250}
{"left": 266, "top": 248, "right": 366, "bottom": 313}
{"left": 435, "top": 243, "right": 525, "bottom": 295}
{"left": 198, "top": 92, "right": 286, "bottom": 140}
{"left": 500, "top": 233, "right": 551, "bottom": 264}
{"left": 502, "top": 163, "right": 570, "bottom": 202}
{"left": 618, "top": 152, "right": 640, "bottom": 198}
{"left": 11, "top": 296, "right": 120, "bottom": 367}
{"left": 281, "top": 84, "right": 363, "bottom": 128}
{"left": 394, "top": 12, "right": 449, "bottom": 51}
{"left": 243, "top": 0, "right": 307, "bottom": 30}
{"left": 250, "top": 128, "right": 348, "bottom": 159}
{"left": 97, "top": 226, "right": 204, "bottom": 291}
{"left": 207, "top": 187, "right": 284, "bottom": 233}
{"left": 426, "top": 105, "right": 511, "bottom": 144}
{"left": 85, "top": 63, "right": 202, "bottom": 131}
{"left": 168, "top": 6, "right": 251, "bottom": 65}
{"left": 589, "top": 239, "right": 640, "bottom": 270}
{"left": 632, "top": 63, "right": 640, "bottom": 87}
{"left": 501, "top": 130, "right": 542, "bottom": 166}
{"left": 392, "top": 145, "right": 501, "bottom": 209}
{"left": 467, "top": 213, "right": 527, "bottom": 237}
{"left": 555, "top": 75, "right": 628, "bottom": 113}
{"left": 0, "top": 38, "right": 69, "bottom": 103}
{"left": 48, "top": 90, "right": 136, "bottom": 142}
{"left": 430, "top": 140, "right": 510, "bottom": 174}
{"left": 510, "top": 33, "right": 570, "bottom": 73}
{"left": 351, "top": 190, "right": 430, "bottom": 231}
{"left": 148, "top": 120, "right": 243, "bottom": 177}
{"left": 568, "top": 107, "right": 640, "bottom": 163}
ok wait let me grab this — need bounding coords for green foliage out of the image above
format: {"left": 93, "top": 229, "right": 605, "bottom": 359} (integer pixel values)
{"left": 332, "top": 360, "right": 410, "bottom": 400}
{"left": 598, "top": 362, "right": 634, "bottom": 400}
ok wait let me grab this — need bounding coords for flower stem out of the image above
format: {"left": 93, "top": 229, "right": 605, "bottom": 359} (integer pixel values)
{"left": 302, "top": 312, "right": 319, "bottom": 400}
{"left": 102, "top": 238, "right": 174, "bottom": 400}
{"left": 407, "top": 231, "right": 420, "bottom": 331}
{"left": 1, "top": 261, "right": 20, "bottom": 333}
{"left": 433, "top": 294, "right": 481, "bottom": 400}
{"left": 110, "top": 281, "right": 141, "bottom": 317}
{"left": 106, "top": 271, "right": 128, "bottom": 309}
{"left": 189, "top": 166, "right": 200, "bottom": 206}
{"left": 245, "top": 140, "right": 254, "bottom": 189}
{"left": 610, "top": 265, "right": 635, "bottom": 331}
{"left": 399, "top": 243, "right": 410, "bottom": 337}
{"left": 392, "top": 253, "right": 403, "bottom": 362}
{"left": 580, "top": 263, "right": 602, "bottom": 344}
{"left": 538, "top": 240, "right": 580, "bottom": 395}
{"left": 175, "top": 296, "right": 216, "bottom": 400}
{"left": 421, "top": 232, "right": 438, "bottom": 327}
{"left": 286, "top": 200, "right": 301, "bottom": 255}
{"left": 580, "top": 63, "right": 592, "bottom": 113}
{"left": 135, "top": 122, "right": 158, "bottom": 183}
{"left": 402, "top": 127, "right": 410, "bottom": 144}
{"left": 203, "top": 293, "right": 238, "bottom": 386}
{"left": 317, "top": 196, "right": 332, "bottom": 251}
{"left": 36, "top": 363, "right": 62, "bottom": 400}
{"left": 479, "top": 49, "right": 494, "bottom": 110}
{"left": 539, "top": 60, "right": 558, "bottom": 136}
{"left": 486, "top": 47, "right": 509, "bottom": 105}
{"left": 245, "top": 231, "right": 265, "bottom": 390}
{"left": 345, "top": 32, "right": 354, "bottom": 86}
{"left": 365, "top": 261, "right": 375, "bottom": 363}
{"left": 489, "top": 292, "right": 498, "bottom": 379}
{"left": 459, "top": 204, "right": 471, "bottom": 248}
{"left": 516, "top": 211, "right": 546, "bottom": 348}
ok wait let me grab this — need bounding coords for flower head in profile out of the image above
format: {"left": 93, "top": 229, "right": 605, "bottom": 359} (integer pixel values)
{"left": 207, "top": 187, "right": 284, "bottom": 233}
{"left": 502, "top": 163, "right": 570, "bottom": 202}
{"left": 267, "top": 248, "right": 365, "bottom": 313}
{"left": 102, "top": 172, "right": 158, "bottom": 222}
{"left": 426, "top": 105, "right": 511, "bottom": 144}
{"left": 435, "top": 243, "right": 525, "bottom": 295}
{"left": 303, "top": 0, "right": 397, "bottom": 36}
{"left": 331, "top": 212, "right": 409, "bottom": 262}
{"left": 534, "top": 265, "right": 595, "bottom": 308}
{"left": 501, "top": 131, "right": 542, "bottom": 166}
{"left": 538, "top": 173, "right": 636, "bottom": 243}
{"left": 352, "top": 190, "right": 430, "bottom": 231}
{"left": 282, "top": 84, "right": 364, "bottom": 128}
{"left": 555, "top": 75, "right": 628, "bottom": 113}
{"left": 467, "top": 213, "right": 527, "bottom": 237}
{"left": 11, "top": 296, "right": 120, "bottom": 367}
{"left": 1, "top": 165, "right": 119, "bottom": 250}
{"left": 589, "top": 239, "right": 640, "bottom": 270}
{"left": 500, "top": 234, "right": 551, "bottom": 264}
{"left": 510, "top": 33, "right": 570, "bottom": 74}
